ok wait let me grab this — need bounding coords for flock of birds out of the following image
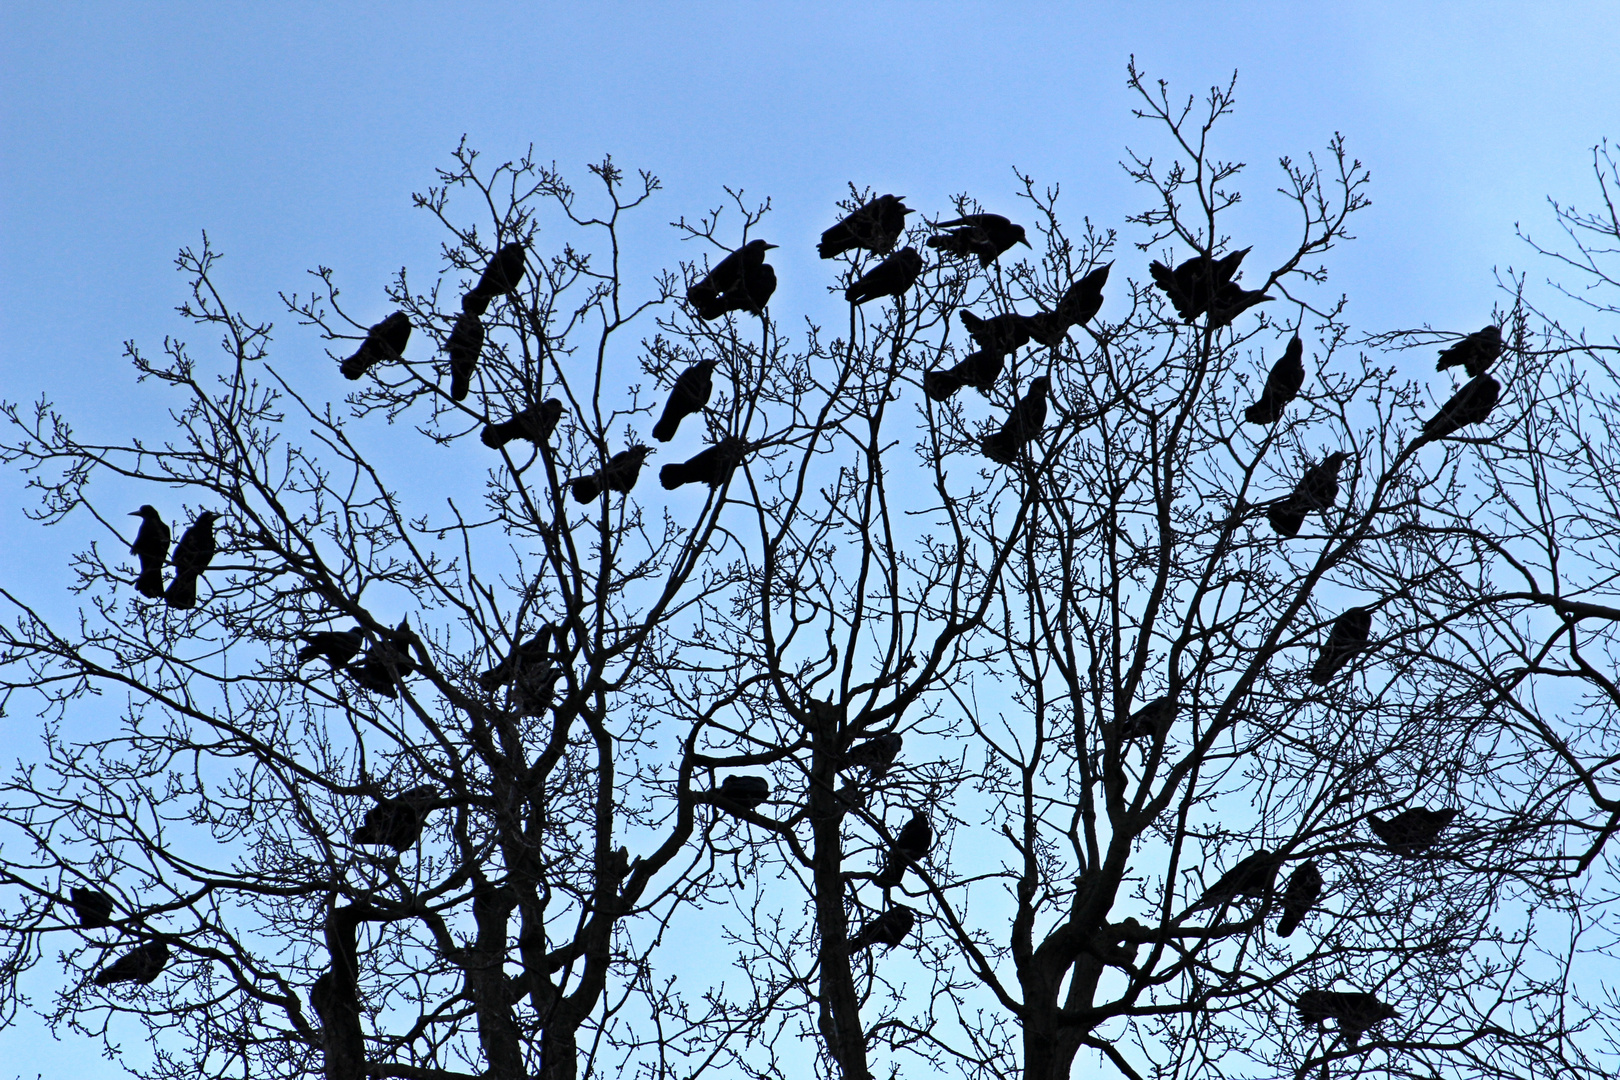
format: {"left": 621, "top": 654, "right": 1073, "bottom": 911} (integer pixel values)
{"left": 92, "top": 193, "right": 1511, "bottom": 1052}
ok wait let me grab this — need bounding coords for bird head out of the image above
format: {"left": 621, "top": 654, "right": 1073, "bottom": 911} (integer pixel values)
{"left": 1013, "top": 225, "right": 1031, "bottom": 248}
{"left": 1029, "top": 375, "right": 1052, "bottom": 397}
{"left": 130, "top": 505, "right": 158, "bottom": 519}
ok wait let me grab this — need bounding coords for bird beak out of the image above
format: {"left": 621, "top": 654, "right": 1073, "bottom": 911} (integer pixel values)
{"left": 128, "top": 511, "right": 142, "bottom": 517}
{"left": 1018, "top": 238, "right": 1032, "bottom": 248}
{"left": 764, "top": 243, "right": 780, "bottom": 251}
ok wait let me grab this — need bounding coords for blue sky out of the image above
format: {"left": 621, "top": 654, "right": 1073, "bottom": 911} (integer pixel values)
{"left": 3, "top": 3, "right": 1619, "bottom": 1076}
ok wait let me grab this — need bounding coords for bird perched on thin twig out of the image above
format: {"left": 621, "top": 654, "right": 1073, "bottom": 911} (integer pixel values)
{"left": 820, "top": 194, "right": 913, "bottom": 258}
{"left": 462, "top": 242, "right": 526, "bottom": 316}
{"left": 1276, "top": 860, "right": 1323, "bottom": 937}
{"left": 1150, "top": 248, "right": 1250, "bottom": 322}
{"left": 340, "top": 312, "right": 411, "bottom": 380}
{"left": 849, "top": 905, "right": 915, "bottom": 953}
{"left": 922, "top": 349, "right": 1005, "bottom": 401}
{"left": 842, "top": 733, "right": 903, "bottom": 779}
{"left": 981, "top": 376, "right": 1051, "bottom": 465}
{"left": 1437, "top": 325, "right": 1501, "bottom": 378}
{"left": 164, "top": 511, "right": 220, "bottom": 610}
{"left": 1244, "top": 335, "right": 1306, "bottom": 425}
{"left": 1192, "top": 849, "right": 1279, "bottom": 910}
{"left": 875, "top": 811, "right": 933, "bottom": 888}
{"left": 93, "top": 939, "right": 170, "bottom": 987}
{"left": 129, "top": 505, "right": 170, "bottom": 600}
{"left": 961, "top": 310, "right": 1032, "bottom": 354}
{"left": 845, "top": 247, "right": 924, "bottom": 306}
{"left": 660, "top": 437, "right": 748, "bottom": 490}
{"left": 483, "top": 398, "right": 563, "bottom": 450}
{"left": 68, "top": 886, "right": 116, "bottom": 929}
{"left": 1422, "top": 374, "right": 1500, "bottom": 440}
{"left": 480, "top": 630, "right": 555, "bottom": 692}
{"left": 715, "top": 775, "right": 771, "bottom": 814}
{"left": 1205, "top": 280, "right": 1273, "bottom": 328}
{"left": 927, "top": 213, "right": 1030, "bottom": 267}
{"left": 1310, "top": 607, "right": 1372, "bottom": 686}
{"left": 688, "top": 240, "right": 778, "bottom": 320}
{"left": 570, "top": 446, "right": 650, "bottom": 503}
{"left": 1026, "top": 264, "right": 1111, "bottom": 346}
{"left": 1267, "top": 452, "right": 1348, "bottom": 538}
{"left": 1367, "top": 806, "right": 1457, "bottom": 855}
{"left": 1296, "top": 990, "right": 1398, "bottom": 1048}
{"left": 652, "top": 359, "right": 718, "bottom": 442}
{"left": 298, "top": 625, "right": 370, "bottom": 668}
{"left": 347, "top": 619, "right": 418, "bottom": 697}
{"left": 352, "top": 785, "right": 437, "bottom": 851}
{"left": 446, "top": 312, "right": 484, "bottom": 402}
{"left": 1119, "top": 696, "right": 1177, "bottom": 741}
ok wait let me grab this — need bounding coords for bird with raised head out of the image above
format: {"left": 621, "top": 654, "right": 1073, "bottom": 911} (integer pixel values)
{"left": 874, "top": 811, "right": 933, "bottom": 888}
{"left": 849, "top": 905, "right": 915, "bottom": 953}
{"left": 1367, "top": 806, "right": 1457, "bottom": 855}
{"left": 1275, "top": 860, "right": 1323, "bottom": 937}
{"left": 652, "top": 359, "right": 718, "bottom": 442}
{"left": 1436, "top": 325, "right": 1501, "bottom": 378}
{"left": 570, "top": 445, "right": 651, "bottom": 503}
{"left": 129, "top": 505, "right": 170, "bottom": 599}
{"left": 1267, "top": 451, "right": 1348, "bottom": 538}
{"left": 1244, "top": 335, "right": 1306, "bottom": 425}
{"left": 482, "top": 398, "right": 563, "bottom": 450}
{"left": 1309, "top": 607, "right": 1372, "bottom": 686}
{"left": 352, "top": 785, "right": 437, "bottom": 851}
{"left": 660, "top": 437, "right": 747, "bottom": 490}
{"left": 688, "top": 239, "right": 778, "bottom": 320}
{"left": 845, "top": 247, "right": 924, "bottom": 306}
{"left": 93, "top": 940, "right": 170, "bottom": 987}
{"left": 981, "top": 376, "right": 1051, "bottom": 465}
{"left": 922, "top": 348, "right": 1005, "bottom": 401}
{"left": 164, "top": 510, "right": 220, "bottom": 610}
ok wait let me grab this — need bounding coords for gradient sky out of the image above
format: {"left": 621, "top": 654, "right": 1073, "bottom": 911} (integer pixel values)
{"left": 3, "top": 3, "right": 1619, "bottom": 1076}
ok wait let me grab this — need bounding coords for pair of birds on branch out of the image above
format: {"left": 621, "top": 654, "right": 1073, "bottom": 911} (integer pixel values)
{"left": 711, "top": 732, "right": 905, "bottom": 819}
{"left": 63, "top": 886, "right": 173, "bottom": 988}
{"left": 1189, "top": 850, "right": 1323, "bottom": 938}
{"left": 1424, "top": 324, "right": 1503, "bottom": 439}
{"left": 129, "top": 506, "right": 219, "bottom": 610}
{"left": 298, "top": 618, "right": 420, "bottom": 699}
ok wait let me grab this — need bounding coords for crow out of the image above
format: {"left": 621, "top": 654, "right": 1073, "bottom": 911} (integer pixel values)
{"left": 981, "top": 376, "right": 1051, "bottom": 465}
{"left": 1204, "top": 280, "right": 1273, "bottom": 328}
{"left": 1244, "top": 335, "right": 1306, "bottom": 425}
{"left": 1193, "top": 849, "right": 1278, "bottom": 909}
{"left": 479, "top": 630, "right": 555, "bottom": 692}
{"left": 129, "top": 505, "right": 170, "bottom": 600}
{"left": 1437, "top": 325, "right": 1501, "bottom": 378}
{"left": 447, "top": 312, "right": 484, "bottom": 402}
{"left": 570, "top": 445, "right": 651, "bottom": 503}
{"left": 298, "top": 625, "right": 369, "bottom": 668}
{"left": 922, "top": 349, "right": 1005, "bottom": 401}
{"left": 961, "top": 310, "right": 1032, "bottom": 354}
{"left": 652, "top": 359, "right": 718, "bottom": 442}
{"left": 688, "top": 240, "right": 777, "bottom": 320}
{"left": 1367, "top": 807, "right": 1457, "bottom": 855}
{"left": 164, "top": 511, "right": 219, "bottom": 610}
{"left": 849, "top": 905, "right": 915, "bottom": 953}
{"left": 1309, "top": 607, "right": 1372, "bottom": 686}
{"left": 1149, "top": 248, "right": 1250, "bottom": 322}
{"left": 1119, "top": 696, "right": 1177, "bottom": 741}
{"left": 820, "top": 194, "right": 913, "bottom": 258}
{"left": 716, "top": 774, "right": 771, "bottom": 814}
{"left": 1267, "top": 451, "right": 1349, "bottom": 538}
{"left": 1421, "top": 374, "right": 1500, "bottom": 440}
{"left": 508, "top": 662, "right": 561, "bottom": 718}
{"left": 93, "top": 940, "right": 170, "bottom": 987}
{"left": 68, "top": 886, "right": 116, "bottom": 929}
{"left": 347, "top": 619, "right": 418, "bottom": 697}
{"left": 352, "top": 785, "right": 437, "bottom": 851}
{"left": 462, "top": 242, "right": 526, "bottom": 315}
{"left": 875, "top": 811, "right": 933, "bottom": 888}
{"left": 660, "top": 437, "right": 747, "bottom": 490}
{"left": 482, "top": 398, "right": 564, "bottom": 450}
{"left": 842, "top": 733, "right": 903, "bottom": 779}
{"left": 1296, "top": 990, "right": 1398, "bottom": 1048}
{"left": 1276, "top": 859, "right": 1323, "bottom": 938}
{"left": 711, "top": 261, "right": 777, "bottom": 318}
{"left": 1026, "top": 263, "right": 1111, "bottom": 346}
{"left": 927, "top": 213, "right": 1031, "bottom": 267}
{"left": 340, "top": 312, "right": 412, "bottom": 380}
{"left": 845, "top": 247, "right": 924, "bottom": 306}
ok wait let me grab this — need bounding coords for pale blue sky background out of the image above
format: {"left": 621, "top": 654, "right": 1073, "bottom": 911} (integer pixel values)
{"left": 4, "top": 3, "right": 1620, "bottom": 1076}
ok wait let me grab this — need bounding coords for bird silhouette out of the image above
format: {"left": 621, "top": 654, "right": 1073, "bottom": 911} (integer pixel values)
{"left": 1422, "top": 374, "right": 1500, "bottom": 440}
{"left": 715, "top": 775, "right": 771, "bottom": 814}
{"left": 660, "top": 437, "right": 748, "bottom": 490}
{"left": 981, "top": 376, "right": 1051, "bottom": 465}
{"left": 961, "top": 310, "right": 1032, "bottom": 353}
{"left": 298, "top": 625, "right": 369, "bottom": 668}
{"left": 1244, "top": 335, "right": 1306, "bottom": 425}
{"left": 352, "top": 785, "right": 437, "bottom": 851}
{"left": 164, "top": 511, "right": 219, "bottom": 610}
{"left": 874, "top": 811, "right": 933, "bottom": 888}
{"left": 927, "top": 213, "right": 1030, "bottom": 267}
{"left": 340, "top": 312, "right": 411, "bottom": 380}
{"left": 842, "top": 733, "right": 903, "bottom": 779}
{"left": 462, "top": 242, "right": 527, "bottom": 315}
{"left": 482, "top": 398, "right": 563, "bottom": 450}
{"left": 1437, "top": 325, "right": 1501, "bottom": 378}
{"left": 129, "top": 505, "right": 170, "bottom": 599}
{"left": 820, "top": 194, "right": 913, "bottom": 258}
{"left": 845, "top": 247, "right": 924, "bottom": 306}
{"left": 508, "top": 661, "right": 561, "bottom": 718}
{"left": 1026, "top": 264, "right": 1111, "bottom": 346}
{"left": 1193, "top": 849, "right": 1278, "bottom": 909}
{"left": 1205, "top": 280, "right": 1273, "bottom": 328}
{"left": 447, "top": 312, "right": 484, "bottom": 402}
{"left": 1367, "top": 807, "right": 1457, "bottom": 855}
{"left": 922, "top": 349, "right": 1005, "bottom": 401}
{"left": 570, "top": 445, "right": 650, "bottom": 503}
{"left": 1149, "top": 248, "right": 1250, "bottom": 321}
{"left": 1276, "top": 859, "right": 1323, "bottom": 937}
{"left": 1119, "top": 696, "right": 1177, "bottom": 741}
{"left": 688, "top": 240, "right": 777, "bottom": 320}
{"left": 849, "top": 905, "right": 915, "bottom": 953}
{"left": 68, "top": 886, "right": 116, "bottom": 929}
{"left": 1267, "top": 452, "right": 1349, "bottom": 537}
{"left": 479, "top": 630, "right": 555, "bottom": 693}
{"left": 1310, "top": 607, "right": 1372, "bottom": 686}
{"left": 93, "top": 940, "right": 170, "bottom": 987}
{"left": 346, "top": 619, "right": 418, "bottom": 697}
{"left": 1296, "top": 990, "right": 1398, "bottom": 1048}
{"left": 652, "top": 359, "right": 718, "bottom": 442}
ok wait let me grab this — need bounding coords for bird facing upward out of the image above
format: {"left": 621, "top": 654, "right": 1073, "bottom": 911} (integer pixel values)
{"left": 1244, "top": 335, "right": 1306, "bottom": 425}
{"left": 652, "top": 359, "right": 719, "bottom": 442}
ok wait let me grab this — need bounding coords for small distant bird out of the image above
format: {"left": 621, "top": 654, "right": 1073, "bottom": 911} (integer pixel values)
{"left": 129, "top": 505, "right": 170, "bottom": 599}
{"left": 1193, "top": 849, "right": 1278, "bottom": 909}
{"left": 569, "top": 445, "right": 650, "bottom": 503}
{"left": 688, "top": 240, "right": 777, "bottom": 320}
{"left": 849, "top": 905, "right": 915, "bottom": 953}
{"left": 482, "top": 398, "right": 564, "bottom": 450}
{"left": 928, "top": 213, "right": 1030, "bottom": 267}
{"left": 1276, "top": 859, "right": 1323, "bottom": 937}
{"left": 1150, "top": 248, "right": 1250, "bottom": 322}
{"left": 961, "top": 311, "right": 1032, "bottom": 354}
{"left": 1437, "top": 325, "right": 1502, "bottom": 378}
{"left": 1367, "top": 806, "right": 1457, "bottom": 855}
{"left": 347, "top": 619, "right": 418, "bottom": 697}
{"left": 68, "top": 886, "right": 116, "bottom": 929}
{"left": 1119, "top": 696, "right": 1177, "bottom": 741}
{"left": 93, "top": 940, "right": 170, "bottom": 987}
{"left": 1422, "top": 374, "right": 1500, "bottom": 440}
{"left": 447, "top": 312, "right": 484, "bottom": 402}
{"left": 845, "top": 247, "right": 924, "bottom": 306}
{"left": 352, "top": 785, "right": 437, "bottom": 851}
{"left": 1026, "top": 264, "right": 1111, "bottom": 346}
{"left": 340, "top": 312, "right": 412, "bottom": 380}
{"left": 1295, "top": 990, "right": 1398, "bottom": 1048}
{"left": 923, "top": 348, "right": 1005, "bottom": 401}
{"left": 298, "top": 625, "right": 369, "bottom": 668}
{"left": 716, "top": 774, "right": 771, "bottom": 813}
{"left": 1309, "top": 607, "right": 1372, "bottom": 686}
{"left": 981, "top": 376, "right": 1051, "bottom": 465}
{"left": 1267, "top": 451, "right": 1349, "bottom": 538}
{"left": 164, "top": 510, "right": 220, "bottom": 610}
{"left": 842, "top": 733, "right": 903, "bottom": 779}
{"left": 1244, "top": 336, "right": 1306, "bottom": 425}
{"left": 479, "top": 630, "right": 555, "bottom": 692}
{"left": 652, "top": 360, "right": 718, "bottom": 442}
{"left": 462, "top": 242, "right": 527, "bottom": 315}
{"left": 660, "top": 437, "right": 747, "bottom": 490}
{"left": 819, "top": 194, "right": 913, "bottom": 258}
{"left": 875, "top": 811, "right": 933, "bottom": 888}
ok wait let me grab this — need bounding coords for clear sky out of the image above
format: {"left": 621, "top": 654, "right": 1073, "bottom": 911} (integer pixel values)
{"left": 3, "top": 3, "right": 1619, "bottom": 1076}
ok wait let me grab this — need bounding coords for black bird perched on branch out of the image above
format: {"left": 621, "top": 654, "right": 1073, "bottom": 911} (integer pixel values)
{"left": 164, "top": 511, "right": 219, "bottom": 610}
{"left": 1296, "top": 990, "right": 1398, "bottom": 1048}
{"left": 927, "top": 213, "right": 1030, "bottom": 267}
{"left": 479, "top": 630, "right": 555, "bottom": 692}
{"left": 68, "top": 886, "right": 116, "bottom": 929}
{"left": 570, "top": 445, "right": 650, "bottom": 503}
{"left": 129, "top": 505, "right": 170, "bottom": 600}
{"left": 961, "top": 310, "right": 1032, "bottom": 354}
{"left": 508, "top": 662, "right": 561, "bottom": 718}
{"left": 446, "top": 312, "right": 484, "bottom": 402}
{"left": 347, "top": 619, "right": 418, "bottom": 697}
{"left": 340, "top": 312, "right": 412, "bottom": 380}
{"left": 1244, "top": 335, "right": 1306, "bottom": 425}
{"left": 842, "top": 733, "right": 903, "bottom": 779}
{"left": 875, "top": 811, "right": 933, "bottom": 888}
{"left": 461, "top": 242, "right": 526, "bottom": 315}
{"left": 1205, "top": 280, "right": 1273, "bottom": 328}
{"left": 1276, "top": 860, "right": 1323, "bottom": 937}
{"left": 688, "top": 240, "right": 778, "bottom": 320}
{"left": 1267, "top": 451, "right": 1349, "bottom": 538}
{"left": 981, "top": 376, "right": 1051, "bottom": 465}
{"left": 352, "top": 785, "right": 437, "bottom": 851}
{"left": 1149, "top": 248, "right": 1250, "bottom": 322}
{"left": 1367, "top": 807, "right": 1457, "bottom": 855}
{"left": 1026, "top": 264, "right": 1111, "bottom": 346}
{"left": 1422, "top": 374, "right": 1500, "bottom": 440}
{"left": 922, "top": 348, "right": 1005, "bottom": 402}
{"left": 1309, "top": 607, "right": 1372, "bottom": 686}
{"left": 820, "top": 194, "right": 913, "bottom": 258}
{"left": 1437, "top": 324, "right": 1502, "bottom": 378}
{"left": 652, "top": 359, "right": 718, "bottom": 442}
{"left": 93, "top": 940, "right": 170, "bottom": 987}
{"left": 715, "top": 775, "right": 771, "bottom": 814}
{"left": 660, "top": 437, "right": 748, "bottom": 490}
{"left": 1119, "top": 696, "right": 1177, "bottom": 741}
{"left": 482, "top": 398, "right": 563, "bottom": 450}
{"left": 1193, "top": 849, "right": 1278, "bottom": 910}
{"left": 845, "top": 247, "right": 924, "bottom": 306}
{"left": 849, "top": 905, "right": 915, "bottom": 953}
{"left": 298, "top": 625, "right": 369, "bottom": 669}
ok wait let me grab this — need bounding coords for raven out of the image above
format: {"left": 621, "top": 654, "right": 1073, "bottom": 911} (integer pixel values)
{"left": 570, "top": 445, "right": 651, "bottom": 503}
{"left": 347, "top": 619, "right": 418, "bottom": 697}
{"left": 462, "top": 242, "right": 527, "bottom": 315}
{"left": 93, "top": 940, "right": 170, "bottom": 987}
{"left": 1422, "top": 374, "right": 1500, "bottom": 440}
{"left": 164, "top": 511, "right": 219, "bottom": 610}
{"left": 849, "top": 905, "right": 915, "bottom": 953}
{"left": 1119, "top": 696, "right": 1177, "bottom": 741}
{"left": 480, "top": 630, "right": 555, "bottom": 692}
{"left": 1267, "top": 451, "right": 1348, "bottom": 538}
{"left": 1310, "top": 607, "right": 1372, "bottom": 686}
{"left": 340, "top": 312, "right": 412, "bottom": 380}
{"left": 652, "top": 359, "right": 718, "bottom": 442}
{"left": 298, "top": 625, "right": 369, "bottom": 668}
{"left": 960, "top": 310, "right": 1032, "bottom": 353}
{"left": 1367, "top": 807, "right": 1457, "bottom": 855}
{"left": 68, "top": 886, "right": 116, "bottom": 929}
{"left": 875, "top": 811, "right": 933, "bottom": 888}
{"left": 981, "top": 376, "right": 1051, "bottom": 465}
{"left": 1276, "top": 859, "right": 1323, "bottom": 938}
{"left": 927, "top": 213, "right": 1030, "bottom": 267}
{"left": 482, "top": 398, "right": 563, "bottom": 450}
{"left": 845, "top": 247, "right": 924, "bottom": 306}
{"left": 352, "top": 785, "right": 437, "bottom": 851}
{"left": 1296, "top": 990, "right": 1398, "bottom": 1048}
{"left": 1437, "top": 325, "right": 1501, "bottom": 378}
{"left": 842, "top": 733, "right": 903, "bottom": 779}
{"left": 660, "top": 437, "right": 747, "bottom": 490}
{"left": 1026, "top": 263, "right": 1111, "bottom": 346}
{"left": 129, "top": 505, "right": 170, "bottom": 599}
{"left": 820, "top": 194, "right": 913, "bottom": 258}
{"left": 922, "top": 348, "right": 1005, "bottom": 401}
{"left": 1149, "top": 248, "right": 1249, "bottom": 322}
{"left": 1193, "top": 849, "right": 1278, "bottom": 909}
{"left": 688, "top": 240, "right": 777, "bottom": 320}
{"left": 1244, "top": 335, "right": 1306, "bottom": 425}
{"left": 1205, "top": 280, "right": 1273, "bottom": 328}
{"left": 716, "top": 774, "right": 771, "bottom": 814}
{"left": 447, "top": 312, "right": 484, "bottom": 402}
